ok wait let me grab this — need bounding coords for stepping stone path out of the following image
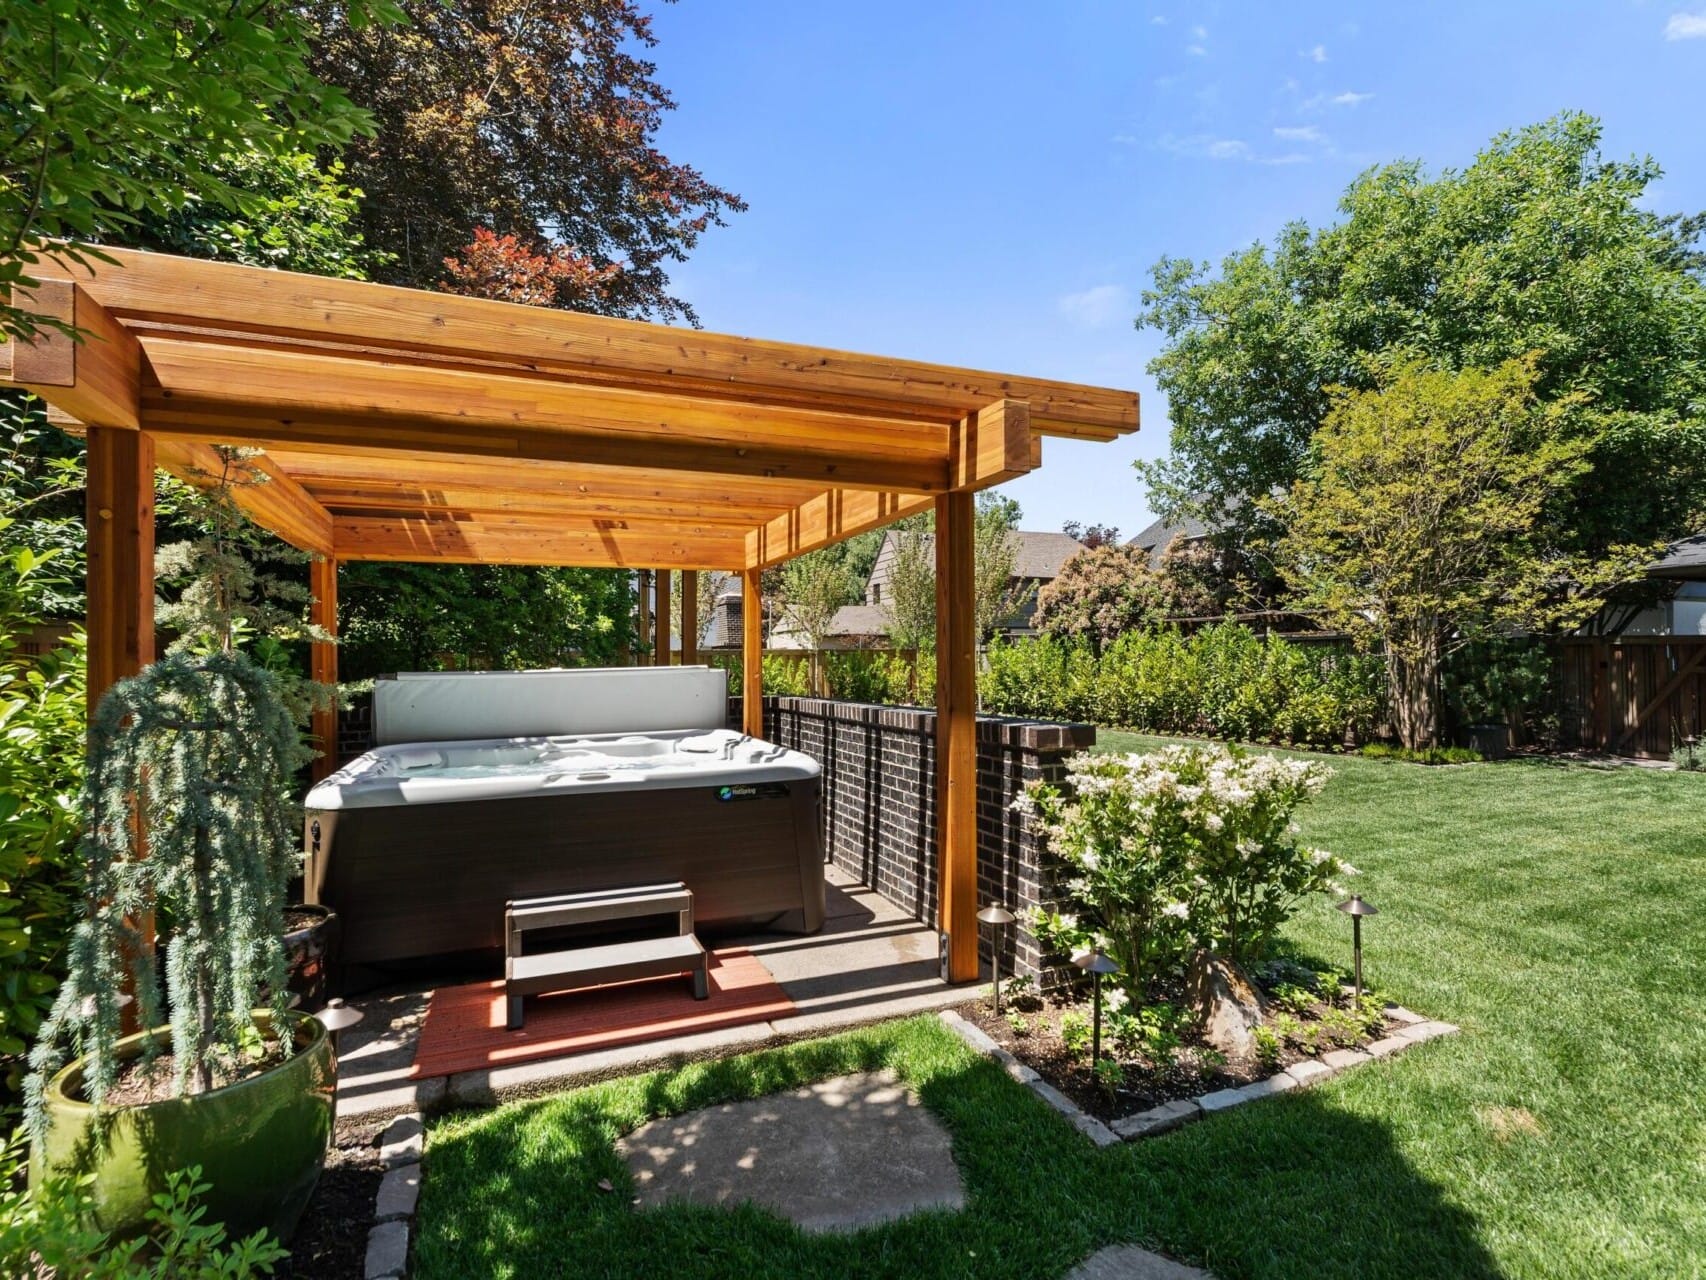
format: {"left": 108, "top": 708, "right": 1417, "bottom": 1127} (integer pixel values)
{"left": 1068, "top": 1244, "right": 1215, "bottom": 1279}
{"left": 618, "top": 1069, "right": 966, "bottom": 1233}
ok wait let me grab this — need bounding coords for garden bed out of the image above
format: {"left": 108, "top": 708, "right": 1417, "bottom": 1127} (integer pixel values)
{"left": 957, "top": 959, "right": 1399, "bottom": 1123}
{"left": 281, "top": 1118, "right": 388, "bottom": 1279}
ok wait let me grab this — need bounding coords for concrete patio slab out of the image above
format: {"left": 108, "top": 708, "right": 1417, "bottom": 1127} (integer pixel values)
{"left": 336, "top": 867, "right": 975, "bottom": 1121}
{"left": 617, "top": 1069, "right": 966, "bottom": 1232}
{"left": 1067, "top": 1244, "right": 1215, "bottom": 1279}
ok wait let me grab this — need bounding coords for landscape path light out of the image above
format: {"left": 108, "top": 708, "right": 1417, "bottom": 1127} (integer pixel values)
{"left": 314, "top": 997, "right": 364, "bottom": 1058}
{"left": 1335, "top": 895, "right": 1379, "bottom": 1000}
{"left": 977, "top": 904, "right": 1017, "bottom": 1015}
{"left": 1071, "top": 947, "right": 1122, "bottom": 1063}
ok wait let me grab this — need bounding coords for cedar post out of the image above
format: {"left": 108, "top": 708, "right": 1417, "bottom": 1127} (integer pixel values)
{"left": 681, "top": 570, "right": 699, "bottom": 666}
{"left": 636, "top": 569, "right": 651, "bottom": 664}
{"left": 654, "top": 569, "right": 672, "bottom": 666}
{"left": 742, "top": 567, "right": 764, "bottom": 739}
{"left": 934, "top": 489, "right": 978, "bottom": 983}
{"left": 309, "top": 557, "right": 339, "bottom": 782}
{"left": 85, "top": 427, "right": 155, "bottom": 710}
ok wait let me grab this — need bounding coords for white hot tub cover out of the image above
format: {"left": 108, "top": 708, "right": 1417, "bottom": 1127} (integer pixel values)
{"left": 372, "top": 665, "right": 728, "bottom": 746}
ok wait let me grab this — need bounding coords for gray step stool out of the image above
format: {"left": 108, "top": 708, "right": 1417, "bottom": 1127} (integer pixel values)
{"left": 504, "top": 881, "right": 709, "bottom": 1030}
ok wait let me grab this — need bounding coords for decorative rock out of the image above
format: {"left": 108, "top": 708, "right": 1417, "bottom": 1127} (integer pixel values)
{"left": 379, "top": 1113, "right": 424, "bottom": 1169}
{"left": 1185, "top": 952, "right": 1268, "bottom": 1056}
{"left": 1321, "top": 1048, "right": 1373, "bottom": 1072}
{"left": 1195, "top": 1087, "right": 1248, "bottom": 1114}
{"left": 364, "top": 1220, "right": 409, "bottom": 1280}
{"left": 1364, "top": 1036, "right": 1409, "bottom": 1058}
{"left": 1237, "top": 1073, "right": 1298, "bottom": 1102}
{"left": 1284, "top": 1059, "right": 1334, "bottom": 1087}
{"left": 375, "top": 1163, "right": 421, "bottom": 1223}
{"left": 1111, "top": 1099, "right": 1200, "bottom": 1140}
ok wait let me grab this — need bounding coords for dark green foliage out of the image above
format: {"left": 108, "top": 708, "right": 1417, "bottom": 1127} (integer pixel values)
{"left": 980, "top": 626, "right": 1385, "bottom": 748}
{"left": 27, "top": 651, "right": 307, "bottom": 1123}
{"left": 1358, "top": 744, "right": 1484, "bottom": 766}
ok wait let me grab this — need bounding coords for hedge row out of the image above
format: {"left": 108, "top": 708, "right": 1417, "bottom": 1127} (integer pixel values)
{"left": 979, "top": 625, "right": 1385, "bottom": 748}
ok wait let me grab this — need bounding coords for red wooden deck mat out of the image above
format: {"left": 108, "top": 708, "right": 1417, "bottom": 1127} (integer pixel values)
{"left": 409, "top": 948, "right": 794, "bottom": 1080}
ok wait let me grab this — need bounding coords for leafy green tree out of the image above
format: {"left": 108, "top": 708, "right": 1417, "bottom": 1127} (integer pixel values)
{"left": 882, "top": 529, "right": 937, "bottom": 652}
{"left": 775, "top": 553, "right": 856, "bottom": 691}
{"left": 973, "top": 492, "right": 1027, "bottom": 640}
{"left": 1271, "top": 354, "right": 1637, "bottom": 749}
{"left": 1140, "top": 112, "right": 1706, "bottom": 572}
{"left": 0, "top": 0, "right": 395, "bottom": 340}
{"left": 306, "top": 0, "right": 745, "bottom": 320}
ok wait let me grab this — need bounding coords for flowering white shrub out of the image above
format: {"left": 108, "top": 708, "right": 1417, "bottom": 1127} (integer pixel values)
{"left": 1018, "top": 744, "right": 1351, "bottom": 990}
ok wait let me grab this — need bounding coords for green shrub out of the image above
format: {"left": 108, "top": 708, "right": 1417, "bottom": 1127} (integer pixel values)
{"left": 1359, "top": 743, "right": 1483, "bottom": 765}
{"left": 759, "top": 653, "right": 810, "bottom": 697}
{"left": 0, "top": 1144, "right": 288, "bottom": 1278}
{"left": 0, "top": 529, "right": 85, "bottom": 1114}
{"left": 981, "top": 624, "right": 1385, "bottom": 747}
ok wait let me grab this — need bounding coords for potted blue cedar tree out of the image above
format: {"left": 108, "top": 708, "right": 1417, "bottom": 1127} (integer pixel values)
{"left": 26, "top": 450, "right": 336, "bottom": 1241}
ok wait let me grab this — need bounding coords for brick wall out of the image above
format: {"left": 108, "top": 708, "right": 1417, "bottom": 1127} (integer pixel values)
{"left": 763, "top": 697, "right": 1094, "bottom": 984}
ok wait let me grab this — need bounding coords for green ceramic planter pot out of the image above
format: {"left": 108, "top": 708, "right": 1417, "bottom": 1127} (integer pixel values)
{"left": 31, "top": 1011, "right": 335, "bottom": 1244}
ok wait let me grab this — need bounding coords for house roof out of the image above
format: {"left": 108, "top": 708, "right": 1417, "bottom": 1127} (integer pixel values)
{"left": 1650, "top": 534, "right": 1706, "bottom": 580}
{"left": 878, "top": 529, "right": 1083, "bottom": 580}
{"left": 1128, "top": 511, "right": 1212, "bottom": 566}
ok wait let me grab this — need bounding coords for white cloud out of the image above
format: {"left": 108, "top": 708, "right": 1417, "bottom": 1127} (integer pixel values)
{"left": 1666, "top": 11, "right": 1706, "bottom": 38}
{"left": 1305, "top": 44, "right": 1328, "bottom": 62}
{"left": 1191, "top": 24, "right": 1208, "bottom": 38}
{"left": 1331, "top": 90, "right": 1374, "bottom": 106}
{"left": 1187, "top": 43, "right": 1208, "bottom": 56}
{"left": 1110, "top": 133, "right": 1142, "bottom": 145}
{"left": 1259, "top": 153, "right": 1314, "bottom": 166}
{"left": 1274, "top": 124, "right": 1324, "bottom": 142}
{"left": 1160, "top": 133, "right": 1251, "bottom": 161}
{"left": 1151, "top": 13, "right": 1167, "bottom": 24}
{"left": 1056, "top": 285, "right": 1132, "bottom": 330}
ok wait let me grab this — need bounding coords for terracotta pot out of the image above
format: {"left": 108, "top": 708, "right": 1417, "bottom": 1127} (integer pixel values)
{"left": 31, "top": 1011, "right": 335, "bottom": 1243}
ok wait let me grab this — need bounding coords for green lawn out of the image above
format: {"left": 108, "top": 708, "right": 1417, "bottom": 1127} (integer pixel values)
{"left": 414, "top": 741, "right": 1706, "bottom": 1279}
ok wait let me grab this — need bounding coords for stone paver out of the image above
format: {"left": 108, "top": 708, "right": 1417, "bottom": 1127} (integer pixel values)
{"left": 364, "top": 1220, "right": 408, "bottom": 1280}
{"left": 1067, "top": 1243, "right": 1215, "bottom": 1279}
{"left": 1284, "top": 1059, "right": 1334, "bottom": 1087}
{"left": 1364, "top": 1035, "right": 1408, "bottom": 1058}
{"left": 1385, "top": 1005, "right": 1426, "bottom": 1025}
{"left": 1110, "top": 1099, "right": 1200, "bottom": 1139}
{"left": 378, "top": 1113, "right": 423, "bottom": 1169}
{"left": 374, "top": 1163, "right": 421, "bottom": 1223}
{"left": 1396, "top": 1020, "right": 1459, "bottom": 1043}
{"left": 1236, "top": 1073, "right": 1298, "bottom": 1102}
{"left": 618, "top": 1069, "right": 966, "bottom": 1233}
{"left": 1321, "top": 1048, "right": 1372, "bottom": 1071}
{"left": 1195, "top": 1087, "right": 1247, "bottom": 1113}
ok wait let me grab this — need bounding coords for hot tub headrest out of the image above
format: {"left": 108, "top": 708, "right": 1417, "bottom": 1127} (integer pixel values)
{"left": 373, "top": 666, "right": 728, "bottom": 745}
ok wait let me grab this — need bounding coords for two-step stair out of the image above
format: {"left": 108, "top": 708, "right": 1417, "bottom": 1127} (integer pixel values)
{"left": 504, "top": 882, "right": 709, "bottom": 1030}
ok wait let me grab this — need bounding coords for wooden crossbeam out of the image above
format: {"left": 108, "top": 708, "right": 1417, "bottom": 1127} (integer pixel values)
{"left": 65, "top": 246, "right": 1139, "bottom": 435}
{"left": 332, "top": 515, "right": 744, "bottom": 568}
{"left": 746, "top": 488, "right": 933, "bottom": 569}
{"left": 303, "top": 484, "right": 769, "bottom": 527}
{"left": 153, "top": 438, "right": 333, "bottom": 554}
{"left": 950, "top": 399, "right": 1037, "bottom": 491}
{"left": 5, "top": 281, "right": 142, "bottom": 429}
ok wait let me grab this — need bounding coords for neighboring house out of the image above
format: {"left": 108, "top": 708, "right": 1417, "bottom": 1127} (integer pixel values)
{"left": 1127, "top": 510, "right": 1213, "bottom": 569}
{"left": 771, "top": 528, "right": 1084, "bottom": 648}
{"left": 1601, "top": 535, "right": 1706, "bottom": 637}
{"left": 697, "top": 572, "right": 745, "bottom": 649}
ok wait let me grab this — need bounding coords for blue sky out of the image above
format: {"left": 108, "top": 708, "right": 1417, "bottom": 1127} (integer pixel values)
{"left": 646, "top": 2, "right": 1706, "bottom": 537}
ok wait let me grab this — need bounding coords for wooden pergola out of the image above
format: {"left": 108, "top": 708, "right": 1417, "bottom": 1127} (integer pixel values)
{"left": 1, "top": 248, "right": 1137, "bottom": 983}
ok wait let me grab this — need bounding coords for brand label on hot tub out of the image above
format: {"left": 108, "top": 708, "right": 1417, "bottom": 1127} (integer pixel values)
{"left": 716, "top": 783, "right": 790, "bottom": 802}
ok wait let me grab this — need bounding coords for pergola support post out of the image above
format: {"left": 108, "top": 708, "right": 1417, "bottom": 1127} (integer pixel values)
{"left": 309, "top": 557, "right": 339, "bottom": 783}
{"left": 742, "top": 568, "right": 764, "bottom": 739}
{"left": 681, "top": 570, "right": 699, "bottom": 665}
{"left": 934, "top": 490, "right": 978, "bottom": 984}
{"left": 636, "top": 569, "right": 651, "bottom": 663}
{"left": 654, "top": 569, "right": 672, "bottom": 665}
{"left": 85, "top": 426, "right": 155, "bottom": 710}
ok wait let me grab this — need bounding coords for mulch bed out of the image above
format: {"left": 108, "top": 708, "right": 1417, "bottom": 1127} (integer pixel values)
{"left": 281, "top": 1119, "right": 387, "bottom": 1279}
{"left": 958, "top": 971, "right": 1398, "bottom": 1123}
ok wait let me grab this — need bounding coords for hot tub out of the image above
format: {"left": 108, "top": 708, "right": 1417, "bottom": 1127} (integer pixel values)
{"left": 303, "top": 669, "right": 824, "bottom": 965}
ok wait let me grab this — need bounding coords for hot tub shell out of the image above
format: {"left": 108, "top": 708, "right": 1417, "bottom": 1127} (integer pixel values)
{"left": 303, "top": 670, "right": 825, "bottom": 966}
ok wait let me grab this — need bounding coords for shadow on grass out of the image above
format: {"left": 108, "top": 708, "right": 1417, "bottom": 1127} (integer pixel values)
{"left": 411, "top": 1018, "right": 1503, "bottom": 1280}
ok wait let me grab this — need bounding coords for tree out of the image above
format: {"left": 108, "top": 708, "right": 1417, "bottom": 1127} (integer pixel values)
{"left": 1156, "top": 534, "right": 1236, "bottom": 619}
{"left": 306, "top": 0, "right": 746, "bottom": 320}
{"left": 775, "top": 553, "right": 856, "bottom": 693}
{"left": 883, "top": 529, "right": 936, "bottom": 652}
{"left": 0, "top": 0, "right": 392, "bottom": 340}
{"left": 1035, "top": 543, "right": 1167, "bottom": 652}
{"left": 1061, "top": 521, "right": 1120, "bottom": 549}
{"left": 1139, "top": 113, "right": 1706, "bottom": 576}
{"left": 1272, "top": 354, "right": 1638, "bottom": 749}
{"left": 973, "top": 492, "right": 1026, "bottom": 640}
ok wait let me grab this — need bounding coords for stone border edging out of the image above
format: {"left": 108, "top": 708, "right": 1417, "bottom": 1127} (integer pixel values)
{"left": 938, "top": 1006, "right": 1459, "bottom": 1145}
{"left": 365, "top": 1111, "right": 424, "bottom": 1280}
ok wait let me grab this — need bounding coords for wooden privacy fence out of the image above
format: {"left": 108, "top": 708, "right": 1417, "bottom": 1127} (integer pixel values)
{"left": 1557, "top": 637, "right": 1706, "bottom": 758}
